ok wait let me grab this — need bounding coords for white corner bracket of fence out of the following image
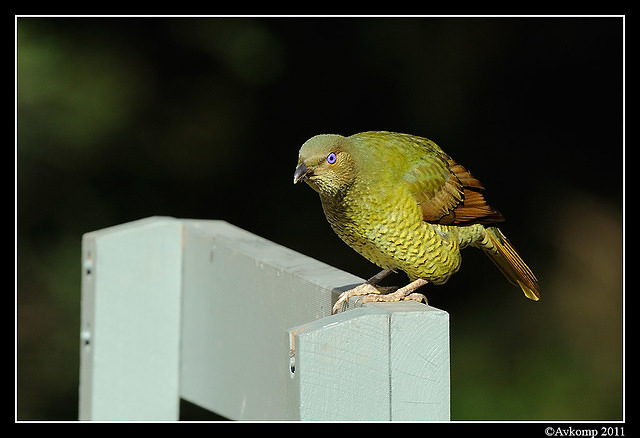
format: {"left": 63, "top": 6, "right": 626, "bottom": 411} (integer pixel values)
{"left": 78, "top": 216, "right": 450, "bottom": 421}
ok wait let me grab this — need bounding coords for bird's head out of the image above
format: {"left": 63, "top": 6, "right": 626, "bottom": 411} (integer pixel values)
{"left": 293, "top": 134, "right": 357, "bottom": 196}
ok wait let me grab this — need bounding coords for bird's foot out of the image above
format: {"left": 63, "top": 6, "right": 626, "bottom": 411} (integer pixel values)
{"left": 361, "top": 278, "right": 429, "bottom": 305}
{"left": 332, "top": 282, "right": 398, "bottom": 314}
{"left": 332, "top": 278, "right": 428, "bottom": 314}
{"left": 361, "top": 291, "right": 427, "bottom": 305}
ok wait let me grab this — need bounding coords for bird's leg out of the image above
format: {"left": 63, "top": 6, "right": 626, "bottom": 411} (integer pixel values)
{"left": 365, "top": 268, "right": 396, "bottom": 285}
{"left": 332, "top": 269, "right": 396, "bottom": 314}
{"left": 360, "top": 278, "right": 429, "bottom": 305}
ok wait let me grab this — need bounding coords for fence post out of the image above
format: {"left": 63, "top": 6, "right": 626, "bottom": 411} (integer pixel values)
{"left": 79, "top": 217, "right": 182, "bottom": 420}
{"left": 287, "top": 302, "right": 450, "bottom": 421}
{"left": 79, "top": 217, "right": 450, "bottom": 421}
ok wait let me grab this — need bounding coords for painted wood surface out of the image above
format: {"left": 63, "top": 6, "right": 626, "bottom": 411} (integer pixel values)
{"left": 79, "top": 217, "right": 450, "bottom": 421}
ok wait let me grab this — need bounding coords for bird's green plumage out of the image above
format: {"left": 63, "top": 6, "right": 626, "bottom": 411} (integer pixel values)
{"left": 295, "top": 131, "right": 539, "bottom": 300}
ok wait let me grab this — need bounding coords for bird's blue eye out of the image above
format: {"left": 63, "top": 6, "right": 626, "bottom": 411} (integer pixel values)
{"left": 327, "top": 152, "right": 337, "bottom": 164}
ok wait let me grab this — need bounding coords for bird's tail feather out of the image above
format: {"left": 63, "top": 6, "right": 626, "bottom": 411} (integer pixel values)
{"left": 484, "top": 227, "right": 540, "bottom": 301}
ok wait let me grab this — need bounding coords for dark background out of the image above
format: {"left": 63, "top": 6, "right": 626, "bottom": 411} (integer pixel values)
{"left": 17, "top": 16, "right": 623, "bottom": 420}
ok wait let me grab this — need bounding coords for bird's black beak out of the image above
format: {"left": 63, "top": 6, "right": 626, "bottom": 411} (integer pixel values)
{"left": 293, "top": 162, "right": 312, "bottom": 184}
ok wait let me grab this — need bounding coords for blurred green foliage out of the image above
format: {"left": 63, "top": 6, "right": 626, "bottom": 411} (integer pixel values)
{"left": 16, "top": 17, "right": 623, "bottom": 420}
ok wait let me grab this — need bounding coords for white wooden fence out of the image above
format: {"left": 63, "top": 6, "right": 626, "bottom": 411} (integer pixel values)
{"left": 79, "top": 217, "right": 450, "bottom": 421}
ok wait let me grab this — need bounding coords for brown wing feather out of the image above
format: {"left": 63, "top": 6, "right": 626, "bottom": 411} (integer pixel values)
{"left": 413, "top": 158, "right": 504, "bottom": 225}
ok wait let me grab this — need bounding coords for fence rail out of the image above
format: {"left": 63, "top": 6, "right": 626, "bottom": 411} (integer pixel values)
{"left": 79, "top": 217, "right": 450, "bottom": 421}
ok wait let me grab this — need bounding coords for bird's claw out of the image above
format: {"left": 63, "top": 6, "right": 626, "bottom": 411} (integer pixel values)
{"left": 332, "top": 282, "right": 397, "bottom": 314}
{"left": 332, "top": 278, "right": 429, "bottom": 314}
{"left": 361, "top": 291, "right": 427, "bottom": 305}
